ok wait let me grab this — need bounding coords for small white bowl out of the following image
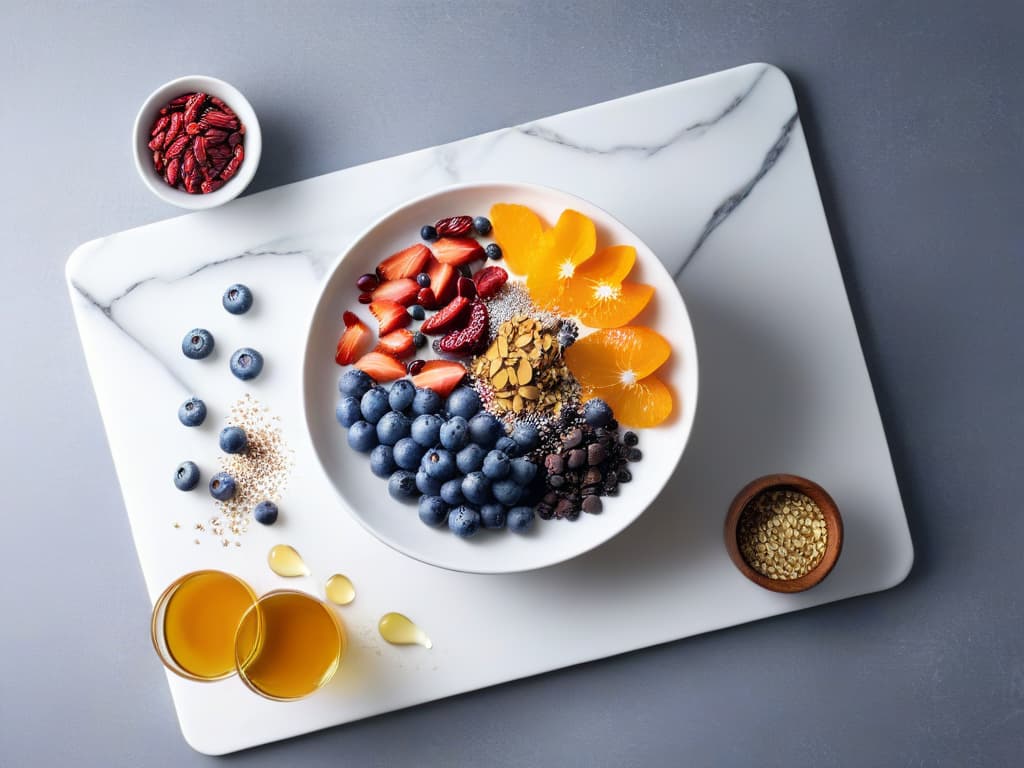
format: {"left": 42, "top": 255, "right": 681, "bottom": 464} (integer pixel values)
{"left": 133, "top": 75, "right": 261, "bottom": 210}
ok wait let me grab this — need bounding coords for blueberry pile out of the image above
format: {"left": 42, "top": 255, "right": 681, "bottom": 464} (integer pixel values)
{"left": 337, "top": 368, "right": 539, "bottom": 538}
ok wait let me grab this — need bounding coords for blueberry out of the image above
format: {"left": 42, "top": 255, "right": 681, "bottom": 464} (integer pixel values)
{"left": 416, "top": 469, "right": 443, "bottom": 496}
{"left": 448, "top": 505, "right": 481, "bottom": 538}
{"left": 253, "top": 500, "right": 278, "bottom": 525}
{"left": 492, "top": 478, "right": 522, "bottom": 506}
{"left": 583, "top": 398, "right": 613, "bottom": 428}
{"left": 473, "top": 216, "right": 492, "bottom": 236}
{"left": 410, "top": 413, "right": 443, "bottom": 448}
{"left": 219, "top": 426, "right": 248, "bottom": 454}
{"left": 482, "top": 450, "right": 511, "bottom": 480}
{"left": 479, "top": 503, "right": 505, "bottom": 529}
{"left": 409, "top": 304, "right": 426, "bottom": 321}
{"left": 510, "top": 457, "right": 538, "bottom": 486}
{"left": 485, "top": 243, "right": 502, "bottom": 260}
{"left": 462, "top": 471, "right": 491, "bottom": 505}
{"left": 412, "top": 387, "right": 443, "bottom": 415}
{"left": 222, "top": 283, "right": 253, "bottom": 314}
{"left": 418, "top": 495, "right": 449, "bottom": 527}
{"left": 445, "top": 386, "right": 481, "bottom": 419}
{"left": 440, "top": 416, "right": 470, "bottom": 451}
{"left": 388, "top": 379, "right": 416, "bottom": 412}
{"left": 511, "top": 422, "right": 540, "bottom": 452}
{"left": 456, "top": 443, "right": 486, "bottom": 474}
{"left": 173, "top": 461, "right": 200, "bottom": 491}
{"left": 440, "top": 478, "right": 465, "bottom": 506}
{"left": 370, "top": 444, "right": 397, "bottom": 478}
{"left": 336, "top": 396, "right": 362, "bottom": 428}
{"left": 387, "top": 470, "right": 417, "bottom": 500}
{"left": 347, "top": 420, "right": 378, "bottom": 452}
{"left": 416, "top": 272, "right": 431, "bottom": 287}
{"left": 495, "top": 436, "right": 519, "bottom": 457}
{"left": 423, "top": 448, "right": 457, "bottom": 480}
{"left": 339, "top": 369, "right": 374, "bottom": 398}
{"left": 420, "top": 224, "right": 438, "bottom": 241}
{"left": 393, "top": 437, "right": 426, "bottom": 470}
{"left": 507, "top": 506, "right": 535, "bottom": 533}
{"left": 360, "top": 387, "right": 391, "bottom": 424}
{"left": 178, "top": 397, "right": 207, "bottom": 427}
{"left": 182, "top": 328, "right": 214, "bottom": 359}
{"left": 229, "top": 347, "right": 264, "bottom": 380}
{"left": 209, "top": 471, "right": 236, "bottom": 500}
{"left": 468, "top": 413, "right": 505, "bottom": 449}
{"left": 413, "top": 332, "right": 427, "bottom": 349}
{"left": 377, "top": 411, "right": 411, "bottom": 446}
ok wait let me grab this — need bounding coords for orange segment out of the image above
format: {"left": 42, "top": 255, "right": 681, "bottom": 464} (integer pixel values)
{"left": 526, "top": 210, "right": 596, "bottom": 309}
{"left": 577, "top": 281, "right": 654, "bottom": 328}
{"left": 576, "top": 245, "right": 636, "bottom": 285}
{"left": 559, "top": 245, "right": 639, "bottom": 315}
{"left": 489, "top": 203, "right": 545, "bottom": 275}
{"left": 591, "top": 375, "right": 673, "bottom": 428}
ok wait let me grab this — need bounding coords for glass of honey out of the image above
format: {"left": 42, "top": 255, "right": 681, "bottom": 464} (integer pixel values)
{"left": 233, "top": 590, "right": 346, "bottom": 701}
{"left": 151, "top": 570, "right": 258, "bottom": 682}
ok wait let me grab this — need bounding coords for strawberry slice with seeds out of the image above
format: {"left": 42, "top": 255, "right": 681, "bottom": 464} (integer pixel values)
{"left": 420, "top": 295, "right": 471, "bottom": 335}
{"left": 426, "top": 259, "right": 459, "bottom": 304}
{"left": 335, "top": 311, "right": 372, "bottom": 365}
{"left": 375, "top": 328, "right": 416, "bottom": 359}
{"left": 411, "top": 360, "right": 468, "bottom": 398}
{"left": 353, "top": 351, "right": 407, "bottom": 382}
{"left": 377, "top": 243, "right": 432, "bottom": 281}
{"left": 438, "top": 300, "right": 489, "bottom": 356}
{"left": 369, "top": 300, "right": 411, "bottom": 335}
{"left": 431, "top": 237, "right": 485, "bottom": 266}
{"left": 416, "top": 286, "right": 437, "bottom": 309}
{"left": 371, "top": 278, "right": 419, "bottom": 306}
{"left": 473, "top": 265, "right": 508, "bottom": 299}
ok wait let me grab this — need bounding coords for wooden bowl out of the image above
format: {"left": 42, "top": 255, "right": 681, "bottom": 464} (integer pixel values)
{"left": 724, "top": 474, "right": 843, "bottom": 593}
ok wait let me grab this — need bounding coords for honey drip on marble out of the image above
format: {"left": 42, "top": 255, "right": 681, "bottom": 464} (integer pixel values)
{"left": 268, "top": 545, "right": 310, "bottom": 577}
{"left": 325, "top": 574, "right": 355, "bottom": 605}
{"left": 378, "top": 612, "right": 432, "bottom": 649}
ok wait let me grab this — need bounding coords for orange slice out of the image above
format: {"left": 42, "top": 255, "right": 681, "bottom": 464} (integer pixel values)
{"left": 526, "top": 210, "right": 596, "bottom": 308}
{"left": 582, "top": 375, "right": 673, "bottom": 429}
{"left": 489, "top": 203, "right": 546, "bottom": 275}
{"left": 577, "top": 281, "right": 655, "bottom": 328}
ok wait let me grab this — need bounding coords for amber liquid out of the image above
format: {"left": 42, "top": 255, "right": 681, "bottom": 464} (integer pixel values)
{"left": 162, "top": 571, "right": 256, "bottom": 679}
{"left": 236, "top": 592, "right": 344, "bottom": 700}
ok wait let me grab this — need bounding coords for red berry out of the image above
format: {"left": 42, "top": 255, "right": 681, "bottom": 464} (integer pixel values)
{"left": 407, "top": 359, "right": 426, "bottom": 375}
{"left": 356, "top": 273, "right": 379, "bottom": 292}
{"left": 358, "top": 292, "right": 373, "bottom": 304}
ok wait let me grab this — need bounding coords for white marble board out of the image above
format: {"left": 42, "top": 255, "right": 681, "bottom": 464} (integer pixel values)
{"left": 66, "top": 63, "right": 913, "bottom": 755}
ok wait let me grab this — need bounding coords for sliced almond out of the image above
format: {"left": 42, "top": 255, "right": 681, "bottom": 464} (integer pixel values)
{"left": 512, "top": 394, "right": 524, "bottom": 412}
{"left": 517, "top": 359, "right": 533, "bottom": 385}
{"left": 497, "top": 335, "right": 509, "bottom": 358}
{"left": 492, "top": 368, "right": 509, "bottom": 389}
{"left": 489, "top": 357, "right": 502, "bottom": 376}
{"left": 507, "top": 367, "right": 518, "bottom": 386}
{"left": 519, "top": 385, "right": 541, "bottom": 400}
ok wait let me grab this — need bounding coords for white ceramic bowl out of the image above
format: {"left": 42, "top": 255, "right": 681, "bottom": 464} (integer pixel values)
{"left": 132, "top": 75, "right": 261, "bottom": 209}
{"left": 303, "top": 182, "right": 699, "bottom": 574}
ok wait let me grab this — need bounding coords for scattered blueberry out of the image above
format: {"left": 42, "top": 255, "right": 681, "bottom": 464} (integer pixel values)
{"left": 557, "top": 321, "right": 579, "bottom": 349}
{"left": 423, "top": 448, "right": 457, "bottom": 481}
{"left": 178, "top": 397, "right": 207, "bottom": 427}
{"left": 473, "top": 216, "right": 492, "bottom": 236}
{"left": 387, "top": 470, "right": 418, "bottom": 500}
{"left": 174, "top": 461, "right": 200, "bottom": 491}
{"left": 409, "top": 304, "right": 426, "bottom": 321}
{"left": 209, "top": 472, "right": 236, "bottom": 500}
{"left": 440, "top": 416, "right": 470, "bottom": 451}
{"left": 448, "top": 505, "right": 481, "bottom": 538}
{"left": 485, "top": 243, "right": 502, "bottom": 260}
{"left": 370, "top": 445, "right": 397, "bottom": 478}
{"left": 507, "top": 506, "right": 535, "bottom": 533}
{"left": 510, "top": 457, "right": 538, "bottom": 486}
{"left": 462, "top": 471, "right": 491, "bottom": 505}
{"left": 440, "top": 478, "right": 465, "bottom": 506}
{"left": 336, "top": 396, "right": 362, "bottom": 427}
{"left": 360, "top": 388, "right": 391, "bottom": 424}
{"left": 388, "top": 379, "right": 416, "bottom": 412}
{"left": 412, "top": 387, "right": 443, "bottom": 415}
{"left": 416, "top": 469, "right": 443, "bottom": 496}
{"left": 456, "top": 443, "right": 486, "bottom": 474}
{"left": 377, "top": 411, "right": 411, "bottom": 446}
{"left": 418, "top": 495, "right": 449, "bottom": 527}
{"left": 229, "top": 347, "right": 264, "bottom": 380}
{"left": 222, "top": 283, "right": 253, "bottom": 314}
{"left": 410, "top": 413, "right": 443, "bottom": 447}
{"left": 416, "top": 272, "right": 431, "bottom": 287}
{"left": 420, "top": 224, "right": 438, "bottom": 241}
{"left": 480, "top": 503, "right": 506, "bottom": 529}
{"left": 495, "top": 436, "right": 519, "bottom": 457}
{"left": 393, "top": 437, "right": 426, "bottom": 470}
{"left": 253, "top": 500, "right": 278, "bottom": 525}
{"left": 482, "top": 450, "right": 511, "bottom": 480}
{"left": 182, "top": 328, "right": 214, "bottom": 359}
{"left": 339, "top": 369, "right": 374, "bottom": 398}
{"left": 468, "top": 412, "right": 505, "bottom": 449}
{"left": 492, "top": 478, "right": 522, "bottom": 506}
{"left": 219, "top": 426, "right": 248, "bottom": 454}
{"left": 511, "top": 422, "right": 540, "bottom": 452}
{"left": 628, "top": 447, "right": 642, "bottom": 462}
{"left": 347, "top": 420, "right": 378, "bottom": 452}
{"left": 413, "top": 332, "right": 427, "bottom": 349}
{"left": 445, "top": 386, "right": 481, "bottom": 419}
{"left": 583, "top": 398, "right": 613, "bottom": 428}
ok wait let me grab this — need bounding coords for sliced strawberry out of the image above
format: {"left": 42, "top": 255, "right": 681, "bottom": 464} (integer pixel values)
{"left": 437, "top": 300, "right": 489, "bottom": 356}
{"left": 411, "top": 360, "right": 467, "bottom": 398}
{"left": 369, "top": 299, "right": 411, "bottom": 335}
{"left": 375, "top": 328, "right": 416, "bottom": 359}
{"left": 377, "top": 243, "right": 432, "bottom": 281}
{"left": 431, "top": 237, "right": 485, "bottom": 266}
{"left": 420, "top": 295, "right": 471, "bottom": 335}
{"left": 473, "top": 265, "right": 508, "bottom": 299}
{"left": 426, "top": 258, "right": 459, "bottom": 304}
{"left": 353, "top": 351, "right": 407, "bottom": 382}
{"left": 416, "top": 286, "right": 437, "bottom": 309}
{"left": 335, "top": 311, "right": 372, "bottom": 365}
{"left": 371, "top": 278, "right": 418, "bottom": 306}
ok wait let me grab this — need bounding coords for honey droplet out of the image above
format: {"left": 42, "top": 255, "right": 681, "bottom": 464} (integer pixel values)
{"left": 378, "top": 612, "right": 432, "bottom": 649}
{"left": 268, "top": 545, "right": 310, "bottom": 577}
{"left": 325, "top": 574, "right": 355, "bottom": 605}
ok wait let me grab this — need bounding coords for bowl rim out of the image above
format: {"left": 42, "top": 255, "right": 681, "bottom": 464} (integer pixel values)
{"left": 132, "top": 74, "right": 262, "bottom": 210}
{"left": 301, "top": 180, "right": 700, "bottom": 574}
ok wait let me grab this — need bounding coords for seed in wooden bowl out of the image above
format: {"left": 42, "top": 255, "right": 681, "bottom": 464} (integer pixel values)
{"left": 737, "top": 489, "right": 827, "bottom": 580}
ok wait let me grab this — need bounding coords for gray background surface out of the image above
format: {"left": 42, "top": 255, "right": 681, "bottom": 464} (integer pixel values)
{"left": 2, "top": 1, "right": 1022, "bottom": 765}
